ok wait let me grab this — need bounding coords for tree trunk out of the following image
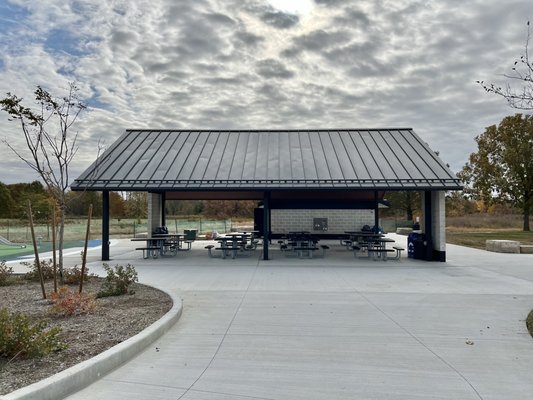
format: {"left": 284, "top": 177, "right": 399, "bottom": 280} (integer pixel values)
{"left": 58, "top": 202, "right": 66, "bottom": 284}
{"left": 524, "top": 204, "right": 531, "bottom": 231}
{"left": 79, "top": 204, "right": 92, "bottom": 294}
{"left": 28, "top": 201, "right": 46, "bottom": 299}
{"left": 406, "top": 206, "right": 413, "bottom": 221}
{"left": 405, "top": 192, "right": 414, "bottom": 221}
{"left": 51, "top": 203, "right": 57, "bottom": 293}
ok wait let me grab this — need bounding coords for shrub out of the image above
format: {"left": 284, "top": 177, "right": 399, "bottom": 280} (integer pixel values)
{"left": 97, "top": 263, "right": 138, "bottom": 298}
{"left": 0, "top": 261, "right": 14, "bottom": 286}
{"left": 22, "top": 259, "right": 93, "bottom": 284}
{"left": 63, "top": 265, "right": 92, "bottom": 285}
{"left": 49, "top": 287, "right": 96, "bottom": 317}
{"left": 22, "top": 259, "right": 55, "bottom": 281}
{"left": 0, "top": 308, "right": 67, "bottom": 359}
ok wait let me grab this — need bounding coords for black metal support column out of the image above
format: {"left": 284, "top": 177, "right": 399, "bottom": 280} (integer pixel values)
{"left": 161, "top": 192, "right": 166, "bottom": 227}
{"left": 102, "top": 190, "right": 110, "bottom": 261}
{"left": 263, "top": 191, "right": 270, "bottom": 260}
{"left": 424, "top": 190, "right": 433, "bottom": 261}
{"left": 374, "top": 191, "right": 379, "bottom": 229}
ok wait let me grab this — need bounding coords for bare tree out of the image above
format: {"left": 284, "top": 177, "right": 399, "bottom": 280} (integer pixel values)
{"left": 0, "top": 82, "right": 86, "bottom": 280}
{"left": 477, "top": 21, "right": 533, "bottom": 110}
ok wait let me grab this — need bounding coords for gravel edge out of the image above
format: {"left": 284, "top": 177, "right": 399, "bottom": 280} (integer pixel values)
{"left": 1, "top": 289, "right": 182, "bottom": 400}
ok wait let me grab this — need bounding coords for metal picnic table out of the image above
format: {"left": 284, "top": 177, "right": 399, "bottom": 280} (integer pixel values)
{"left": 131, "top": 234, "right": 185, "bottom": 259}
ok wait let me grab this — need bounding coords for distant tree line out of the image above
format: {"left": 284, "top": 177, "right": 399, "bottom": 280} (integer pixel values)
{"left": 2, "top": 181, "right": 526, "bottom": 223}
{"left": 0, "top": 181, "right": 143, "bottom": 220}
{"left": 0, "top": 181, "right": 51, "bottom": 219}
{"left": 0, "top": 181, "right": 258, "bottom": 220}
{"left": 164, "top": 199, "right": 256, "bottom": 219}
{"left": 381, "top": 190, "right": 524, "bottom": 222}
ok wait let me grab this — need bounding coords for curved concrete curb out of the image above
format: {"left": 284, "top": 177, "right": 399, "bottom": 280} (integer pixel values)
{"left": 2, "top": 290, "right": 182, "bottom": 400}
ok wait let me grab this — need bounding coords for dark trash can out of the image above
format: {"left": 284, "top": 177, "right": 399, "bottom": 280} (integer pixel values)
{"left": 184, "top": 229, "right": 197, "bottom": 240}
{"left": 153, "top": 226, "right": 168, "bottom": 235}
{"left": 408, "top": 232, "right": 426, "bottom": 259}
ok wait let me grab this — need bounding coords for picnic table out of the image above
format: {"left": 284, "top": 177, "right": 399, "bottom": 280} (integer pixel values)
{"left": 213, "top": 233, "right": 254, "bottom": 259}
{"left": 343, "top": 231, "right": 382, "bottom": 249}
{"left": 366, "top": 237, "right": 396, "bottom": 260}
{"left": 131, "top": 234, "right": 187, "bottom": 259}
{"left": 288, "top": 231, "right": 310, "bottom": 236}
{"left": 279, "top": 232, "right": 322, "bottom": 258}
{"left": 345, "top": 233, "right": 403, "bottom": 261}
{"left": 345, "top": 231, "right": 383, "bottom": 242}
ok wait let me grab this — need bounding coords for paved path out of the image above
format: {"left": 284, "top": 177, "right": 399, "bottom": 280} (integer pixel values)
{"left": 14, "top": 235, "right": 533, "bottom": 399}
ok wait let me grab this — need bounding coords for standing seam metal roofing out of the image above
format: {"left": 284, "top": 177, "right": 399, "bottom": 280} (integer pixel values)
{"left": 71, "top": 129, "right": 462, "bottom": 191}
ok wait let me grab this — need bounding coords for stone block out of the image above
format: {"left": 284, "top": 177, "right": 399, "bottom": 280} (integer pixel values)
{"left": 520, "top": 245, "right": 533, "bottom": 254}
{"left": 486, "top": 240, "right": 521, "bottom": 254}
{"left": 396, "top": 227, "right": 413, "bottom": 236}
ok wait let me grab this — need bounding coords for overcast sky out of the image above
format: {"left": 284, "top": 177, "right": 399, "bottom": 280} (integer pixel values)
{"left": 0, "top": 0, "right": 531, "bottom": 185}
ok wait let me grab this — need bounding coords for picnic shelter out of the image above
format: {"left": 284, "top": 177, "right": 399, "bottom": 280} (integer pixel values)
{"left": 71, "top": 129, "right": 462, "bottom": 261}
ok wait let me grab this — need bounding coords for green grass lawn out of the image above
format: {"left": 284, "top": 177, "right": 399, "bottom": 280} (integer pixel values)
{"left": 446, "top": 230, "right": 533, "bottom": 250}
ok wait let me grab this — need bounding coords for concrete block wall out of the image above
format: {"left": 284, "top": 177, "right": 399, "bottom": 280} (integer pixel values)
{"left": 271, "top": 209, "right": 375, "bottom": 235}
{"left": 431, "top": 191, "right": 446, "bottom": 252}
{"left": 420, "top": 191, "right": 447, "bottom": 259}
{"left": 147, "top": 193, "right": 162, "bottom": 234}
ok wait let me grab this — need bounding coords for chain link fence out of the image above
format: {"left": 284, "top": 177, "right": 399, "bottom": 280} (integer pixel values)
{"left": 0, "top": 217, "right": 236, "bottom": 244}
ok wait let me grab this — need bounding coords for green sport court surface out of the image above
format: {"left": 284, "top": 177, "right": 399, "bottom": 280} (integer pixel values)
{"left": 0, "top": 240, "right": 101, "bottom": 262}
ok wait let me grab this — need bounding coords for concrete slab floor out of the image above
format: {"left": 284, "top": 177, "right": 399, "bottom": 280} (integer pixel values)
{"left": 7, "top": 234, "right": 533, "bottom": 400}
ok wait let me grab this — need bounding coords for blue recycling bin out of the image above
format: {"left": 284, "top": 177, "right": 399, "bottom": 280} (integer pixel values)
{"left": 408, "top": 232, "right": 426, "bottom": 259}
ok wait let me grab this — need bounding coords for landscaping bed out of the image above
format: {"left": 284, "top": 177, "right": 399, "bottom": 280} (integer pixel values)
{"left": 0, "top": 278, "right": 172, "bottom": 395}
{"left": 527, "top": 310, "right": 533, "bottom": 339}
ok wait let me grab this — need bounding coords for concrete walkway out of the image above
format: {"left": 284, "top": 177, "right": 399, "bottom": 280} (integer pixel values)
{"left": 11, "top": 235, "right": 533, "bottom": 399}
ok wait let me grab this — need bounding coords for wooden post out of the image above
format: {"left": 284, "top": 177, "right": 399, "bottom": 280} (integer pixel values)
{"left": 79, "top": 204, "right": 92, "bottom": 293}
{"left": 51, "top": 202, "right": 57, "bottom": 293}
{"left": 28, "top": 201, "right": 46, "bottom": 299}
{"left": 102, "top": 191, "right": 110, "bottom": 261}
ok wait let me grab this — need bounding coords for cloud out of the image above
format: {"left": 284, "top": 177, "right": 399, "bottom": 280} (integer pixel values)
{"left": 333, "top": 9, "right": 371, "bottom": 27}
{"left": 0, "top": 0, "right": 532, "bottom": 184}
{"left": 256, "top": 58, "right": 294, "bottom": 79}
{"left": 204, "top": 12, "right": 235, "bottom": 26}
{"left": 314, "top": 0, "right": 346, "bottom": 6}
{"left": 259, "top": 10, "right": 299, "bottom": 29}
{"left": 233, "top": 30, "right": 265, "bottom": 47}
{"left": 282, "top": 29, "right": 352, "bottom": 57}
{"left": 110, "top": 30, "right": 138, "bottom": 50}
{"left": 244, "top": 4, "right": 300, "bottom": 29}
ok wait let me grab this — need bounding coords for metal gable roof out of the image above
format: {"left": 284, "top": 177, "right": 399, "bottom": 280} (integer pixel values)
{"left": 71, "top": 129, "right": 462, "bottom": 191}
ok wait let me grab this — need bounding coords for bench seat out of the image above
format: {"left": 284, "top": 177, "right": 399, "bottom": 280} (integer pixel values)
{"left": 215, "top": 246, "right": 239, "bottom": 259}
{"left": 392, "top": 246, "right": 405, "bottom": 260}
{"left": 179, "top": 240, "right": 193, "bottom": 251}
{"left": 292, "top": 246, "right": 319, "bottom": 258}
{"left": 136, "top": 246, "right": 160, "bottom": 259}
{"left": 368, "top": 248, "right": 395, "bottom": 261}
{"left": 205, "top": 244, "right": 215, "bottom": 257}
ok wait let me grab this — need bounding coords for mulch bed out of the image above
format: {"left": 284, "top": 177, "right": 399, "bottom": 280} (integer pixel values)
{"left": 0, "top": 278, "right": 172, "bottom": 395}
